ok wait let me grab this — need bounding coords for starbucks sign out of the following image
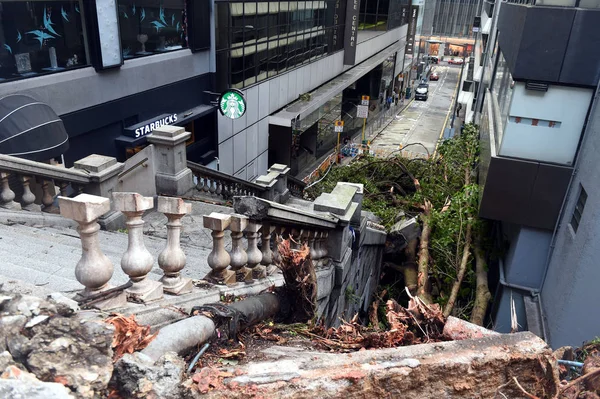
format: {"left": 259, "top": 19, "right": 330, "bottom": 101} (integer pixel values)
{"left": 218, "top": 89, "right": 246, "bottom": 119}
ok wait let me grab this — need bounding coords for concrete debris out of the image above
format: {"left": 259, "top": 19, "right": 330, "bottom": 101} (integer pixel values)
{"left": 442, "top": 316, "right": 499, "bottom": 341}
{"left": 113, "top": 351, "right": 186, "bottom": 399}
{"left": 385, "top": 217, "right": 421, "bottom": 256}
{"left": 196, "top": 332, "right": 559, "bottom": 398}
{"left": 0, "top": 291, "right": 114, "bottom": 398}
{"left": 47, "top": 292, "right": 80, "bottom": 313}
{"left": 0, "top": 365, "right": 75, "bottom": 399}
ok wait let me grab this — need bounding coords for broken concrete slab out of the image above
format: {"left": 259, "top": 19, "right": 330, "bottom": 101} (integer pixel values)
{"left": 0, "top": 365, "right": 75, "bottom": 399}
{"left": 385, "top": 217, "right": 421, "bottom": 256}
{"left": 442, "top": 316, "right": 500, "bottom": 341}
{"left": 197, "top": 332, "right": 558, "bottom": 398}
{"left": 313, "top": 183, "right": 358, "bottom": 216}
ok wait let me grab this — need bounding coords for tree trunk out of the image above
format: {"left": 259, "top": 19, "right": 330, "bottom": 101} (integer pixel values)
{"left": 417, "top": 214, "right": 433, "bottom": 304}
{"left": 403, "top": 239, "right": 418, "bottom": 294}
{"left": 470, "top": 234, "right": 491, "bottom": 326}
{"left": 443, "top": 223, "right": 472, "bottom": 318}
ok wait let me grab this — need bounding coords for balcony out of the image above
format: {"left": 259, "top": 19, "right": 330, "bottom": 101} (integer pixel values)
{"left": 478, "top": 90, "right": 574, "bottom": 230}
{"left": 497, "top": 3, "right": 600, "bottom": 86}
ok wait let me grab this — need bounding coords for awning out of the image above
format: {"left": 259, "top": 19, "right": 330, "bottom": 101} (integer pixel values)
{"left": 0, "top": 94, "right": 69, "bottom": 161}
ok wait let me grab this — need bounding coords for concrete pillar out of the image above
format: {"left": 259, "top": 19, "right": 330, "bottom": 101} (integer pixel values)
{"left": 272, "top": 226, "right": 283, "bottom": 266}
{"left": 58, "top": 193, "right": 126, "bottom": 310}
{"left": 268, "top": 164, "right": 291, "bottom": 203}
{"left": 74, "top": 154, "right": 125, "bottom": 230}
{"left": 113, "top": 192, "right": 163, "bottom": 303}
{"left": 228, "top": 214, "right": 250, "bottom": 283}
{"left": 254, "top": 172, "right": 278, "bottom": 202}
{"left": 260, "top": 224, "right": 276, "bottom": 275}
{"left": 204, "top": 212, "right": 235, "bottom": 285}
{"left": 146, "top": 126, "right": 194, "bottom": 196}
{"left": 19, "top": 175, "right": 40, "bottom": 211}
{"left": 157, "top": 196, "right": 193, "bottom": 295}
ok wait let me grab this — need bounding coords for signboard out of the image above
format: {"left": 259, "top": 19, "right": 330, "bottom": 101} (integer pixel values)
{"left": 334, "top": 120, "right": 344, "bottom": 132}
{"left": 361, "top": 95, "right": 370, "bottom": 106}
{"left": 343, "top": 0, "right": 361, "bottom": 65}
{"left": 357, "top": 105, "right": 369, "bottom": 118}
{"left": 124, "top": 113, "right": 178, "bottom": 138}
{"left": 218, "top": 89, "right": 246, "bottom": 119}
{"left": 405, "top": 5, "right": 419, "bottom": 55}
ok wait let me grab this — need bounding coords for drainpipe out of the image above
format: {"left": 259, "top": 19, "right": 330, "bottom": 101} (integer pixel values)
{"left": 141, "top": 293, "right": 280, "bottom": 362}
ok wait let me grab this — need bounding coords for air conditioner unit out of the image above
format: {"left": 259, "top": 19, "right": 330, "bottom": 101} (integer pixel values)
{"left": 525, "top": 81, "right": 549, "bottom": 92}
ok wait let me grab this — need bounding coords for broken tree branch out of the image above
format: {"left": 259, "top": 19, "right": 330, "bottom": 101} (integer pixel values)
{"left": 471, "top": 233, "right": 491, "bottom": 326}
{"left": 443, "top": 222, "right": 472, "bottom": 318}
{"left": 417, "top": 201, "right": 433, "bottom": 304}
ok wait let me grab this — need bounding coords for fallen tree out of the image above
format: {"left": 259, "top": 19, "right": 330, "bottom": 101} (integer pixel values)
{"left": 307, "top": 124, "right": 492, "bottom": 324}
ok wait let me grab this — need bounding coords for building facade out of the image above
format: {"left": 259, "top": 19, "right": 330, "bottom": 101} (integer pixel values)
{"left": 0, "top": 0, "right": 426, "bottom": 181}
{"left": 474, "top": 0, "right": 600, "bottom": 346}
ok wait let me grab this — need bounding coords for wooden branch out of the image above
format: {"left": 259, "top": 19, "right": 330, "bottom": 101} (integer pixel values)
{"left": 417, "top": 202, "right": 433, "bottom": 304}
{"left": 443, "top": 223, "right": 472, "bottom": 318}
{"left": 559, "top": 368, "right": 600, "bottom": 393}
{"left": 471, "top": 233, "right": 491, "bottom": 325}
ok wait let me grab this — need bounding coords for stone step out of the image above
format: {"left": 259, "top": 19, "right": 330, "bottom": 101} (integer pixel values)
{"left": 0, "top": 222, "right": 213, "bottom": 294}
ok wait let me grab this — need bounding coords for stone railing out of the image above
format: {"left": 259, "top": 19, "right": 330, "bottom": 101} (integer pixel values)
{"left": 287, "top": 174, "right": 307, "bottom": 198}
{"left": 0, "top": 153, "right": 123, "bottom": 219}
{"left": 187, "top": 161, "right": 267, "bottom": 201}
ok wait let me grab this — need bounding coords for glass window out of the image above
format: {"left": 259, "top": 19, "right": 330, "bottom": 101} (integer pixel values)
{"left": 117, "top": 0, "right": 187, "bottom": 60}
{"left": 0, "top": 0, "right": 88, "bottom": 82}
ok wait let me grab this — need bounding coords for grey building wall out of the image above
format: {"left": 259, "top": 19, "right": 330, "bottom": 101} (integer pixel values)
{"left": 217, "top": 26, "right": 408, "bottom": 180}
{"left": 503, "top": 225, "right": 552, "bottom": 289}
{"left": 431, "top": 0, "right": 478, "bottom": 39}
{"left": 541, "top": 85, "right": 600, "bottom": 348}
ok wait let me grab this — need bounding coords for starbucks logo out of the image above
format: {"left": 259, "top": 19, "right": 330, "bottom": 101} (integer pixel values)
{"left": 219, "top": 90, "right": 246, "bottom": 120}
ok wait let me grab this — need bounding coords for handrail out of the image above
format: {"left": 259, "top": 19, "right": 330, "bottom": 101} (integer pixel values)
{"left": 0, "top": 154, "right": 91, "bottom": 184}
{"left": 187, "top": 161, "right": 267, "bottom": 192}
{"left": 118, "top": 157, "right": 149, "bottom": 182}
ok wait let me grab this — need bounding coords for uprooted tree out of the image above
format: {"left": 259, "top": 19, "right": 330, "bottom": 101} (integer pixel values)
{"left": 307, "top": 123, "right": 492, "bottom": 325}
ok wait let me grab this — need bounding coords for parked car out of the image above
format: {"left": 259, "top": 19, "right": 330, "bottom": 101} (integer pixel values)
{"left": 429, "top": 72, "right": 439, "bottom": 81}
{"left": 426, "top": 55, "right": 439, "bottom": 64}
{"left": 415, "top": 83, "right": 429, "bottom": 101}
{"left": 448, "top": 57, "right": 464, "bottom": 65}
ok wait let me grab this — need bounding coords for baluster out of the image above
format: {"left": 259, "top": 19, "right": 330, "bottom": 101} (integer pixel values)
{"left": 158, "top": 197, "right": 193, "bottom": 295}
{"left": 312, "top": 231, "right": 323, "bottom": 267}
{"left": 202, "top": 177, "right": 210, "bottom": 192}
{"left": 20, "top": 175, "right": 41, "bottom": 211}
{"left": 41, "top": 180, "right": 58, "bottom": 213}
{"left": 113, "top": 192, "right": 163, "bottom": 303}
{"left": 195, "top": 174, "right": 204, "bottom": 191}
{"left": 320, "top": 232, "right": 330, "bottom": 266}
{"left": 216, "top": 180, "right": 223, "bottom": 196}
{"left": 290, "top": 228, "right": 302, "bottom": 250}
{"left": 58, "top": 194, "right": 126, "bottom": 309}
{"left": 229, "top": 214, "right": 251, "bottom": 282}
{"left": 204, "top": 212, "right": 235, "bottom": 284}
{"left": 209, "top": 179, "right": 217, "bottom": 194}
{"left": 272, "top": 226, "right": 282, "bottom": 266}
{"left": 222, "top": 182, "right": 230, "bottom": 199}
{"left": 260, "top": 224, "right": 276, "bottom": 276}
{"left": 245, "top": 221, "right": 263, "bottom": 282}
{"left": 0, "top": 172, "right": 21, "bottom": 210}
{"left": 58, "top": 181, "right": 70, "bottom": 197}
{"left": 308, "top": 230, "right": 319, "bottom": 264}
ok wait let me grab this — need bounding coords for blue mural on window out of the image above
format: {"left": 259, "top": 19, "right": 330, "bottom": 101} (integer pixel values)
{"left": 117, "top": 0, "right": 188, "bottom": 60}
{"left": 0, "top": 1, "right": 88, "bottom": 82}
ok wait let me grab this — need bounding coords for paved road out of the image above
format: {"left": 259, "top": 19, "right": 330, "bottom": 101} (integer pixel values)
{"left": 369, "top": 65, "right": 461, "bottom": 158}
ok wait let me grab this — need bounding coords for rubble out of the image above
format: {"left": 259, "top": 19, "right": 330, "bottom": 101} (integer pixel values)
{"left": 0, "top": 365, "right": 75, "bottom": 399}
{"left": 0, "top": 291, "right": 115, "bottom": 398}
{"left": 112, "top": 351, "right": 186, "bottom": 399}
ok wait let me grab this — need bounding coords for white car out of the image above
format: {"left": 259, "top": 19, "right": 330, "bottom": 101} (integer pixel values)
{"left": 449, "top": 57, "right": 464, "bottom": 65}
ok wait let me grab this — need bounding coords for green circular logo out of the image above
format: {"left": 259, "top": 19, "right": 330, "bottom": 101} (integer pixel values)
{"left": 219, "top": 89, "right": 246, "bottom": 120}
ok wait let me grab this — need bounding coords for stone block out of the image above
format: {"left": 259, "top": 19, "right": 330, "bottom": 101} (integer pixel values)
{"left": 229, "top": 214, "right": 249, "bottom": 232}
{"left": 327, "top": 226, "right": 353, "bottom": 262}
{"left": 203, "top": 212, "right": 231, "bottom": 231}
{"left": 316, "top": 264, "right": 335, "bottom": 301}
{"left": 59, "top": 194, "right": 110, "bottom": 223}
{"left": 147, "top": 125, "right": 189, "bottom": 142}
{"left": 443, "top": 316, "right": 500, "bottom": 341}
{"left": 363, "top": 227, "right": 387, "bottom": 246}
{"left": 333, "top": 247, "right": 352, "bottom": 287}
{"left": 244, "top": 221, "right": 262, "bottom": 233}
{"left": 157, "top": 196, "right": 191, "bottom": 215}
{"left": 112, "top": 192, "right": 154, "bottom": 213}
{"left": 74, "top": 154, "right": 117, "bottom": 173}
{"left": 313, "top": 184, "right": 357, "bottom": 216}
{"left": 155, "top": 169, "right": 194, "bottom": 196}
{"left": 255, "top": 171, "right": 278, "bottom": 187}
{"left": 268, "top": 164, "right": 290, "bottom": 174}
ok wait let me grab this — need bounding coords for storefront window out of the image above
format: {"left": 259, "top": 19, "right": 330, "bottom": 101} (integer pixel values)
{"left": 0, "top": 0, "right": 88, "bottom": 82}
{"left": 117, "top": 0, "right": 187, "bottom": 60}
